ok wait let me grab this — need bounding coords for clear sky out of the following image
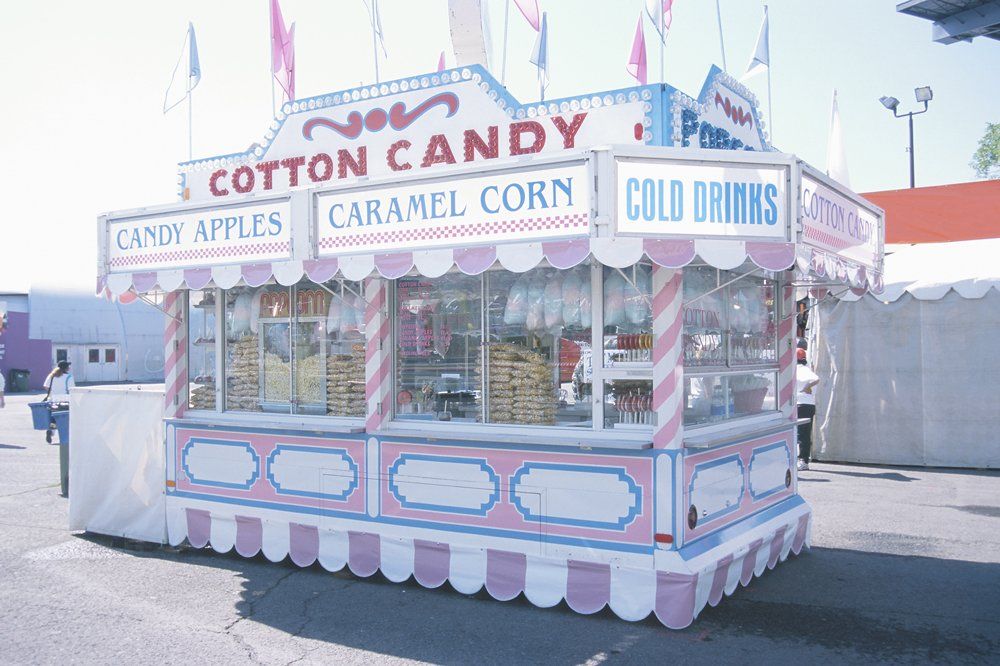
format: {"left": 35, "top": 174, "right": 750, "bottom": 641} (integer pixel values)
{"left": 1, "top": 0, "right": 997, "bottom": 292}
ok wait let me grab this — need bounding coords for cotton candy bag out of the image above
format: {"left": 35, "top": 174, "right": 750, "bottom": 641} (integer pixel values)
{"left": 544, "top": 274, "right": 564, "bottom": 328}
{"left": 604, "top": 272, "right": 626, "bottom": 326}
{"left": 561, "top": 270, "right": 582, "bottom": 327}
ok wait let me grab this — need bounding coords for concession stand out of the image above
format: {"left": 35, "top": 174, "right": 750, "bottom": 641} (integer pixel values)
{"left": 91, "top": 65, "right": 884, "bottom": 628}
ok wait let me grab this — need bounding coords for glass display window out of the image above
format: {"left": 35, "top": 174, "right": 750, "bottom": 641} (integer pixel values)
{"left": 682, "top": 266, "right": 726, "bottom": 368}
{"left": 226, "top": 285, "right": 266, "bottom": 413}
{"left": 485, "top": 266, "right": 593, "bottom": 427}
{"left": 683, "top": 371, "right": 777, "bottom": 427}
{"left": 603, "top": 263, "right": 653, "bottom": 367}
{"left": 322, "top": 279, "right": 366, "bottom": 418}
{"left": 395, "top": 273, "right": 482, "bottom": 422}
{"left": 188, "top": 289, "right": 217, "bottom": 411}
{"left": 603, "top": 379, "right": 655, "bottom": 430}
{"left": 728, "top": 275, "right": 777, "bottom": 367}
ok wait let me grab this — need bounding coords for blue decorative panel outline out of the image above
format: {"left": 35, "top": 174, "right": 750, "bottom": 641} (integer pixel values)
{"left": 266, "top": 445, "right": 359, "bottom": 501}
{"left": 388, "top": 453, "right": 500, "bottom": 516}
{"left": 748, "top": 442, "right": 792, "bottom": 501}
{"left": 688, "top": 454, "right": 746, "bottom": 525}
{"left": 510, "top": 462, "right": 643, "bottom": 531}
{"left": 181, "top": 437, "right": 260, "bottom": 490}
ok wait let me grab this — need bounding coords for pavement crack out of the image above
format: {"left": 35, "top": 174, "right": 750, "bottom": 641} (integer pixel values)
{"left": 222, "top": 566, "right": 301, "bottom": 664}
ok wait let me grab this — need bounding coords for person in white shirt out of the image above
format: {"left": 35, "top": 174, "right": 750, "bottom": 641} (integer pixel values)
{"left": 795, "top": 348, "right": 819, "bottom": 470}
{"left": 43, "top": 361, "right": 75, "bottom": 443}
{"left": 0, "top": 370, "right": 5, "bottom": 408}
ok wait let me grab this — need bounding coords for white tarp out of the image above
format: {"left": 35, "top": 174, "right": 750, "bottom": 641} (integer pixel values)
{"left": 68, "top": 385, "right": 167, "bottom": 542}
{"left": 812, "top": 281, "right": 1000, "bottom": 469}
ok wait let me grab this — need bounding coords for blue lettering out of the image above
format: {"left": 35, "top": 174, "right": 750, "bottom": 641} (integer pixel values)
{"left": 328, "top": 204, "right": 345, "bottom": 229}
{"left": 268, "top": 211, "right": 282, "bottom": 235}
{"left": 670, "top": 180, "right": 683, "bottom": 220}
{"left": 641, "top": 179, "right": 655, "bottom": 222}
{"left": 481, "top": 185, "right": 499, "bottom": 214}
{"left": 694, "top": 181, "right": 707, "bottom": 222}
{"left": 763, "top": 183, "right": 778, "bottom": 225}
{"left": 625, "top": 178, "right": 639, "bottom": 221}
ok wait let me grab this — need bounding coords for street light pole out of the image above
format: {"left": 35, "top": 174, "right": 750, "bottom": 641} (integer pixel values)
{"left": 908, "top": 111, "right": 915, "bottom": 189}
{"left": 880, "top": 88, "right": 932, "bottom": 189}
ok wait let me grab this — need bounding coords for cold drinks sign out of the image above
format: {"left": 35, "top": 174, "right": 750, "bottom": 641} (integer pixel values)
{"left": 614, "top": 157, "right": 791, "bottom": 240}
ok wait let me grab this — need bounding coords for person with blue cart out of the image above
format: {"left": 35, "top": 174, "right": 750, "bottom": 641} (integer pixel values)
{"left": 42, "top": 361, "right": 74, "bottom": 444}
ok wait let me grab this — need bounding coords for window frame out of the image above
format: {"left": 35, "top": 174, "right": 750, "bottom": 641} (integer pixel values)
{"left": 680, "top": 265, "right": 783, "bottom": 432}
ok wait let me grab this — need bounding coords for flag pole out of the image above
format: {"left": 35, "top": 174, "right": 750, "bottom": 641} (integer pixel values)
{"left": 269, "top": 0, "right": 276, "bottom": 116}
{"left": 370, "top": 1, "right": 380, "bottom": 84}
{"left": 715, "top": 0, "right": 728, "bottom": 72}
{"left": 500, "top": 0, "right": 510, "bottom": 86}
{"left": 764, "top": 5, "right": 773, "bottom": 141}
{"left": 188, "top": 77, "right": 193, "bottom": 162}
{"left": 659, "top": 21, "right": 664, "bottom": 84}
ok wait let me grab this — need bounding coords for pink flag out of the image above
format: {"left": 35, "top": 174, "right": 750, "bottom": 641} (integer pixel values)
{"left": 271, "top": 0, "right": 295, "bottom": 102}
{"left": 514, "top": 0, "right": 541, "bottom": 31}
{"left": 626, "top": 15, "right": 647, "bottom": 85}
{"left": 437, "top": 51, "right": 446, "bottom": 72}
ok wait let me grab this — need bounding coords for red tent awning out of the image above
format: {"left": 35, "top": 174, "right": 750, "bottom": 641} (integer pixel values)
{"left": 862, "top": 180, "right": 1000, "bottom": 244}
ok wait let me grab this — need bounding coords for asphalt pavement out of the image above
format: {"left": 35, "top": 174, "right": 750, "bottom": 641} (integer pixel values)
{"left": 0, "top": 390, "right": 998, "bottom": 665}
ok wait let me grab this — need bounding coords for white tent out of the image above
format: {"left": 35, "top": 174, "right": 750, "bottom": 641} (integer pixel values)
{"left": 811, "top": 239, "right": 1000, "bottom": 468}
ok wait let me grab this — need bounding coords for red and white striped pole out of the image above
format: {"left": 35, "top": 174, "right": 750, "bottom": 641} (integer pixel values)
{"left": 364, "top": 278, "right": 391, "bottom": 432}
{"left": 163, "top": 290, "right": 188, "bottom": 419}
{"left": 652, "top": 267, "right": 684, "bottom": 449}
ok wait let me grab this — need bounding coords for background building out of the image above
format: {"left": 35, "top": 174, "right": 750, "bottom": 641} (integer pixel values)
{"left": 0, "top": 287, "right": 164, "bottom": 390}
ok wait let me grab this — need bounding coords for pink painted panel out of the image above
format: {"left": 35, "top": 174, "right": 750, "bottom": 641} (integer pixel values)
{"left": 682, "top": 430, "right": 795, "bottom": 542}
{"left": 379, "top": 440, "right": 653, "bottom": 546}
{"left": 171, "top": 427, "right": 367, "bottom": 515}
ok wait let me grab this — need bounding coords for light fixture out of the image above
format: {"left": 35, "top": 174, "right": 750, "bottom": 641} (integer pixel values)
{"left": 879, "top": 96, "right": 900, "bottom": 111}
{"left": 879, "top": 88, "right": 934, "bottom": 188}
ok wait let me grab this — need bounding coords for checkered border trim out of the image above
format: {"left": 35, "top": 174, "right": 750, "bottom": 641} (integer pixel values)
{"left": 108, "top": 241, "right": 291, "bottom": 268}
{"left": 318, "top": 213, "right": 590, "bottom": 250}
{"left": 803, "top": 225, "right": 852, "bottom": 252}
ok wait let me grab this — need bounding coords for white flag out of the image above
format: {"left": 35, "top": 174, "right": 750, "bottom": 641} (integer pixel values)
{"left": 741, "top": 10, "right": 769, "bottom": 81}
{"left": 163, "top": 23, "right": 201, "bottom": 113}
{"left": 644, "top": 0, "right": 674, "bottom": 44}
{"left": 529, "top": 11, "right": 549, "bottom": 92}
{"left": 826, "top": 90, "right": 851, "bottom": 187}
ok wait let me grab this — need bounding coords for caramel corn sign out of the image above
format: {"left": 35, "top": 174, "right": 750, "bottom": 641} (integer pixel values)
{"left": 181, "top": 67, "right": 650, "bottom": 201}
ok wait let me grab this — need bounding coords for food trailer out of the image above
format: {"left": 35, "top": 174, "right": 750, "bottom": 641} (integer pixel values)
{"left": 94, "top": 65, "right": 884, "bottom": 628}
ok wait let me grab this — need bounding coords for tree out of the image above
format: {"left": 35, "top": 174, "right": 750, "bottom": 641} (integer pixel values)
{"left": 970, "top": 122, "right": 1000, "bottom": 179}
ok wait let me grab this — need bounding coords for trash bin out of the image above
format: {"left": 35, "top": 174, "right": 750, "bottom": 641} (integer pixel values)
{"left": 28, "top": 402, "right": 51, "bottom": 430}
{"left": 9, "top": 369, "right": 29, "bottom": 393}
{"left": 51, "top": 410, "right": 70, "bottom": 497}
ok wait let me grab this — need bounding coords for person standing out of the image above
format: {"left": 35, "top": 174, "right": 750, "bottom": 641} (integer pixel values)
{"left": 796, "top": 348, "right": 819, "bottom": 471}
{"left": 0, "top": 370, "right": 5, "bottom": 409}
{"left": 43, "top": 361, "right": 75, "bottom": 444}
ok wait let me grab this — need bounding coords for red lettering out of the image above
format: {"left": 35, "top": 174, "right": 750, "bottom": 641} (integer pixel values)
{"left": 551, "top": 113, "right": 587, "bottom": 149}
{"left": 280, "top": 156, "right": 306, "bottom": 187}
{"left": 421, "top": 134, "right": 457, "bottom": 168}
{"left": 209, "top": 169, "right": 229, "bottom": 197}
{"left": 509, "top": 121, "right": 546, "bottom": 155}
{"left": 463, "top": 126, "right": 499, "bottom": 162}
{"left": 254, "top": 160, "right": 280, "bottom": 190}
{"left": 231, "top": 166, "right": 255, "bottom": 194}
{"left": 337, "top": 147, "right": 367, "bottom": 179}
{"left": 307, "top": 153, "right": 334, "bottom": 182}
{"left": 387, "top": 140, "right": 412, "bottom": 171}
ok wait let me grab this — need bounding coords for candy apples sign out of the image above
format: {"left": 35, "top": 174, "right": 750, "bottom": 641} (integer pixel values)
{"left": 181, "top": 66, "right": 655, "bottom": 201}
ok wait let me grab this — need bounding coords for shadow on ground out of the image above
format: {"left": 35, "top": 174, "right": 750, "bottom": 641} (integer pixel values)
{"left": 76, "top": 533, "right": 1000, "bottom": 664}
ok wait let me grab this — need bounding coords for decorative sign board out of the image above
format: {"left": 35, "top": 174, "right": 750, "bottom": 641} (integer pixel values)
{"left": 105, "top": 198, "right": 293, "bottom": 273}
{"left": 800, "top": 174, "right": 881, "bottom": 269}
{"left": 314, "top": 160, "right": 591, "bottom": 256}
{"left": 181, "top": 67, "right": 650, "bottom": 202}
{"left": 615, "top": 157, "right": 790, "bottom": 240}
